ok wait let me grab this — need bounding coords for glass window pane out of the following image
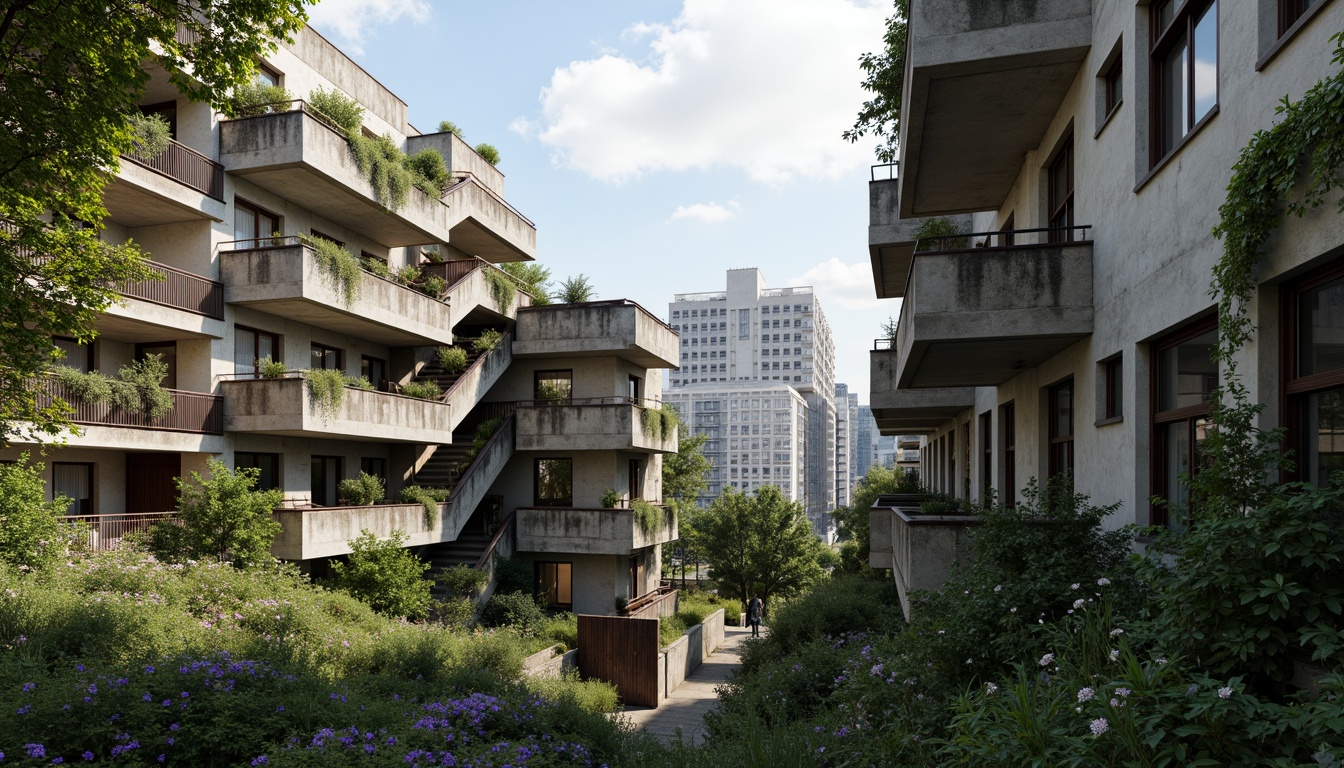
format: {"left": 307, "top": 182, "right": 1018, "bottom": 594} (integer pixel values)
{"left": 1158, "top": 330, "right": 1217, "bottom": 411}
{"left": 52, "top": 463, "right": 92, "bottom": 515}
{"left": 1306, "top": 388, "right": 1344, "bottom": 486}
{"left": 235, "top": 328, "right": 257, "bottom": 374}
{"left": 536, "top": 459, "right": 572, "bottom": 506}
{"left": 1298, "top": 276, "right": 1344, "bottom": 376}
{"left": 54, "top": 338, "right": 90, "bottom": 372}
{"left": 535, "top": 371, "right": 572, "bottom": 402}
{"left": 1161, "top": 42, "right": 1188, "bottom": 153}
{"left": 233, "top": 205, "right": 255, "bottom": 242}
{"left": 1192, "top": 1, "right": 1218, "bottom": 123}
{"left": 1162, "top": 423, "right": 1191, "bottom": 531}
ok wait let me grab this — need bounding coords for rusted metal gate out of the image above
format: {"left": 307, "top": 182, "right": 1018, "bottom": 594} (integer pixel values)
{"left": 577, "top": 615, "right": 660, "bottom": 707}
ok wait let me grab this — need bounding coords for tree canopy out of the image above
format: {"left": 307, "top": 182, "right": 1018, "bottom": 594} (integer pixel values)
{"left": 500, "top": 261, "right": 553, "bottom": 306}
{"left": 842, "top": 0, "right": 908, "bottom": 163}
{"left": 0, "top": 0, "right": 310, "bottom": 443}
{"left": 662, "top": 432, "right": 711, "bottom": 513}
{"left": 833, "top": 464, "right": 920, "bottom": 573}
{"left": 690, "top": 485, "right": 828, "bottom": 610}
{"left": 554, "top": 274, "right": 596, "bottom": 304}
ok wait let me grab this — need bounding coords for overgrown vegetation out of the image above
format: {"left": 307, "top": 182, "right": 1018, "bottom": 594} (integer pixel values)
{"left": 329, "top": 530, "right": 432, "bottom": 620}
{"left": 226, "top": 81, "right": 293, "bottom": 117}
{"left": 437, "top": 345, "right": 468, "bottom": 374}
{"left": 474, "top": 328, "right": 504, "bottom": 353}
{"left": 640, "top": 404, "right": 679, "bottom": 442}
{"left": 500, "top": 261, "right": 552, "bottom": 306}
{"left": 52, "top": 355, "right": 175, "bottom": 420}
{"left": 257, "top": 356, "right": 288, "bottom": 379}
{"left": 0, "top": 455, "right": 72, "bottom": 570}
{"left": 464, "top": 417, "right": 503, "bottom": 465}
{"left": 336, "top": 471, "right": 385, "bottom": 506}
{"left": 474, "top": 142, "right": 501, "bottom": 166}
{"left": 630, "top": 498, "right": 664, "bottom": 536}
{"left": 843, "top": 0, "right": 907, "bottom": 162}
{"left": 127, "top": 112, "right": 171, "bottom": 156}
{"left": 555, "top": 274, "right": 596, "bottom": 303}
{"left": 832, "top": 464, "right": 921, "bottom": 573}
{"left": 147, "top": 460, "right": 283, "bottom": 568}
{"left": 399, "top": 379, "right": 441, "bottom": 400}
{"left": 398, "top": 485, "right": 450, "bottom": 526}
{"left": 913, "top": 216, "right": 969, "bottom": 250}
{"left": 483, "top": 266, "right": 517, "bottom": 311}
{"left": 299, "top": 233, "right": 362, "bottom": 305}
{"left": 600, "top": 488, "right": 622, "bottom": 509}
{"left": 304, "top": 368, "right": 353, "bottom": 420}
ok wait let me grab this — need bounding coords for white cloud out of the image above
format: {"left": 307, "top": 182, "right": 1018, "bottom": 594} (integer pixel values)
{"left": 307, "top": 0, "right": 431, "bottom": 55}
{"left": 535, "top": 0, "right": 888, "bottom": 184}
{"left": 669, "top": 200, "right": 739, "bottom": 222}
{"left": 788, "top": 258, "right": 880, "bottom": 310}
{"left": 507, "top": 117, "right": 534, "bottom": 137}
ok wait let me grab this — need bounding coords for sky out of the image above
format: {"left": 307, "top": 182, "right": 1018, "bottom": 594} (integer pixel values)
{"left": 306, "top": 0, "right": 896, "bottom": 402}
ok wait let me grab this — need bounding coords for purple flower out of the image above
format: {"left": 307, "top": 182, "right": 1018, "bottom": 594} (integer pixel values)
{"left": 1090, "top": 718, "right": 1109, "bottom": 737}
{"left": 250, "top": 757, "right": 269, "bottom": 765}
{"left": 25, "top": 744, "right": 46, "bottom": 759}
{"left": 82, "top": 752, "right": 93, "bottom": 761}
{"left": 17, "top": 705, "right": 31, "bottom": 715}
{"left": 21, "top": 683, "right": 35, "bottom": 693}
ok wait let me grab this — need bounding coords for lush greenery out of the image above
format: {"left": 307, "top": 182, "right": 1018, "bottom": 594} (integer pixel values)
{"left": 464, "top": 417, "right": 503, "bottom": 465}
{"left": 398, "top": 485, "right": 451, "bottom": 527}
{"left": 147, "top": 461, "right": 283, "bottom": 569}
{"left": 226, "top": 81, "right": 294, "bottom": 117}
{"left": 329, "top": 530, "right": 433, "bottom": 621}
{"left": 688, "top": 486, "right": 828, "bottom": 610}
{"left": 555, "top": 274, "right": 596, "bottom": 303}
{"left": 500, "top": 262, "right": 553, "bottom": 306}
{"left": 127, "top": 112, "right": 171, "bottom": 157}
{"left": 438, "top": 120, "right": 465, "bottom": 138}
{"left": 662, "top": 432, "right": 712, "bottom": 581}
{"left": 399, "top": 379, "right": 441, "bottom": 400}
{"left": 437, "top": 346, "right": 468, "bottom": 375}
{"left": 484, "top": 267, "right": 518, "bottom": 311}
{"left": 336, "top": 472, "right": 385, "bottom": 506}
{"left": 630, "top": 498, "right": 665, "bottom": 536}
{"left": 600, "top": 488, "right": 623, "bottom": 509}
{"left": 474, "top": 142, "right": 502, "bottom": 166}
{"left": 0, "top": 1, "right": 307, "bottom": 443}
{"left": 640, "top": 404, "right": 679, "bottom": 443}
{"left": 0, "top": 455, "right": 71, "bottom": 570}
{"left": 913, "top": 216, "right": 969, "bottom": 250}
{"left": 53, "top": 354, "right": 175, "bottom": 420}
{"left": 257, "top": 356, "right": 288, "bottom": 379}
{"left": 473, "top": 328, "right": 504, "bottom": 353}
{"left": 298, "top": 233, "right": 363, "bottom": 305}
{"left": 843, "top": 0, "right": 908, "bottom": 162}
{"left": 307, "top": 86, "right": 365, "bottom": 135}
{"left": 832, "top": 464, "right": 920, "bottom": 573}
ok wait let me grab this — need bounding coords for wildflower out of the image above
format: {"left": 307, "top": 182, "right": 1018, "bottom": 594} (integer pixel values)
{"left": 1039, "top": 653, "right": 1055, "bottom": 667}
{"left": 994, "top": 584, "right": 1002, "bottom": 592}
{"left": 1186, "top": 684, "right": 1199, "bottom": 696}
{"left": 1155, "top": 657, "right": 1168, "bottom": 665}
{"left": 83, "top": 753, "right": 93, "bottom": 761}
{"left": 1097, "top": 577, "right": 1111, "bottom": 586}
{"left": 1116, "top": 687, "right": 1131, "bottom": 698}
{"left": 1110, "top": 698, "right": 1121, "bottom": 707}
{"left": 1077, "top": 687, "right": 1095, "bottom": 703}
{"left": 1110, "top": 628, "right": 1124, "bottom": 636}
{"left": 1010, "top": 607, "right": 1017, "bottom": 613}
{"left": 1071, "top": 583, "right": 1080, "bottom": 590}
{"left": 250, "top": 757, "right": 269, "bottom": 766}
{"left": 1218, "top": 686, "right": 1233, "bottom": 699}
{"left": 1109, "top": 649, "right": 1120, "bottom": 662}
{"left": 17, "top": 704, "right": 30, "bottom": 715}
{"left": 1090, "top": 718, "right": 1109, "bottom": 737}
{"left": 984, "top": 682, "right": 998, "bottom": 695}
{"left": 1073, "top": 598, "right": 1086, "bottom": 610}
{"left": 21, "top": 683, "right": 34, "bottom": 693}
{"left": 25, "top": 744, "right": 45, "bottom": 759}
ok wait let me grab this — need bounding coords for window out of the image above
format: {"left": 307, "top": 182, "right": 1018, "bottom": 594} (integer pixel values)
{"left": 1284, "top": 262, "right": 1344, "bottom": 486}
{"left": 1048, "top": 379, "right": 1075, "bottom": 480}
{"left": 234, "top": 326, "right": 279, "bottom": 376}
{"left": 534, "top": 370, "right": 572, "bottom": 403}
{"left": 1151, "top": 319, "right": 1218, "bottom": 527}
{"left": 629, "top": 458, "right": 644, "bottom": 501}
{"left": 1151, "top": 0, "right": 1218, "bottom": 163}
{"left": 1100, "top": 355, "right": 1123, "bottom": 423}
{"left": 1047, "top": 137, "right": 1074, "bottom": 243}
{"left": 980, "top": 412, "right": 993, "bottom": 503}
{"left": 535, "top": 562, "right": 572, "bottom": 610}
{"left": 233, "top": 198, "right": 280, "bottom": 244}
{"left": 235, "top": 452, "right": 280, "bottom": 492}
{"left": 255, "top": 62, "right": 281, "bottom": 88}
{"left": 54, "top": 337, "right": 92, "bottom": 373}
{"left": 135, "top": 343, "right": 178, "bottom": 389}
{"left": 310, "top": 343, "right": 343, "bottom": 371}
{"left": 534, "top": 459, "right": 572, "bottom": 506}
{"left": 738, "top": 310, "right": 750, "bottom": 339}
{"left": 1104, "top": 54, "right": 1123, "bottom": 117}
{"left": 52, "top": 462, "right": 93, "bottom": 515}
{"left": 140, "top": 100, "right": 178, "bottom": 140}
{"left": 360, "top": 457, "right": 387, "bottom": 487}
{"left": 946, "top": 429, "right": 956, "bottom": 495}
{"left": 1279, "top": 0, "right": 1319, "bottom": 37}
{"left": 311, "top": 455, "right": 342, "bottom": 506}
{"left": 361, "top": 356, "right": 387, "bottom": 392}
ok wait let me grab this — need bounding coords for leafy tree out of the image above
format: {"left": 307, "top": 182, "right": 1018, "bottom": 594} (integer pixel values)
{"left": 0, "top": 0, "right": 309, "bottom": 443}
{"left": 693, "top": 486, "right": 828, "bottom": 611}
{"left": 149, "top": 460, "right": 283, "bottom": 568}
{"left": 330, "top": 530, "right": 432, "bottom": 620}
{"left": 842, "top": 0, "right": 908, "bottom": 162}
{"left": 437, "top": 120, "right": 465, "bottom": 138}
{"left": 554, "top": 274, "right": 596, "bottom": 304}
{"left": 832, "top": 465, "right": 920, "bottom": 573}
{"left": 0, "top": 454, "right": 70, "bottom": 569}
{"left": 662, "top": 432, "right": 712, "bottom": 580}
{"left": 474, "top": 142, "right": 501, "bottom": 166}
{"left": 500, "top": 261, "right": 553, "bottom": 306}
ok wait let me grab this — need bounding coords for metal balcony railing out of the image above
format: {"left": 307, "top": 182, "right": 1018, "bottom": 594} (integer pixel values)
{"left": 39, "top": 376, "right": 223, "bottom": 434}
{"left": 124, "top": 138, "right": 225, "bottom": 201}
{"left": 122, "top": 260, "right": 224, "bottom": 319}
{"left": 914, "top": 225, "right": 1093, "bottom": 253}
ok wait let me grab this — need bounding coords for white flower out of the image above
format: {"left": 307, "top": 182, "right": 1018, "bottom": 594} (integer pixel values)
{"left": 1010, "top": 607, "right": 1017, "bottom": 613}
{"left": 1073, "top": 599, "right": 1086, "bottom": 610}
{"left": 1071, "top": 583, "right": 1081, "bottom": 590}
{"left": 994, "top": 585, "right": 1002, "bottom": 593}
{"left": 1039, "top": 653, "right": 1055, "bottom": 667}
{"left": 1116, "top": 687, "right": 1131, "bottom": 698}
{"left": 1077, "top": 687, "right": 1095, "bottom": 703}
{"left": 1155, "top": 657, "right": 1168, "bottom": 665}
{"left": 1110, "top": 698, "right": 1121, "bottom": 707}
{"left": 1110, "top": 628, "right": 1125, "bottom": 637}
{"left": 984, "top": 682, "right": 998, "bottom": 695}
{"left": 1217, "top": 686, "right": 1233, "bottom": 699}
{"left": 1090, "top": 718, "right": 1109, "bottom": 737}
{"left": 1097, "top": 577, "right": 1111, "bottom": 586}
{"left": 1109, "top": 649, "right": 1120, "bottom": 662}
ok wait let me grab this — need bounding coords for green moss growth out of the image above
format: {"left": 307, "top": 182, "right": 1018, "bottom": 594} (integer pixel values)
{"left": 483, "top": 268, "right": 516, "bottom": 312}
{"left": 631, "top": 498, "right": 664, "bottom": 536}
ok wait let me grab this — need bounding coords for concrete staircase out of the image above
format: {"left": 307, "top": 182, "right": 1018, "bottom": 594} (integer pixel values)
{"left": 413, "top": 429, "right": 475, "bottom": 489}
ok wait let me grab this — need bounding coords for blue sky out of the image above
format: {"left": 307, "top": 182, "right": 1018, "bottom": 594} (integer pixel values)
{"left": 307, "top": 0, "right": 895, "bottom": 401}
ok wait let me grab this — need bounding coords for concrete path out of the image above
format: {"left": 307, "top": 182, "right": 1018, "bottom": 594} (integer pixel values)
{"left": 615, "top": 625, "right": 759, "bottom": 745}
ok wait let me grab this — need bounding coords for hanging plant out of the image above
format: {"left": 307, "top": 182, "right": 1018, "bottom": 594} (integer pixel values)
{"left": 483, "top": 268, "right": 515, "bottom": 312}
{"left": 630, "top": 498, "right": 664, "bottom": 536}
{"left": 298, "top": 234, "right": 362, "bottom": 306}
{"left": 305, "top": 368, "right": 347, "bottom": 420}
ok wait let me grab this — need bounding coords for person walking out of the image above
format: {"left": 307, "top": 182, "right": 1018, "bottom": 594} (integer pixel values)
{"left": 747, "top": 595, "right": 763, "bottom": 638}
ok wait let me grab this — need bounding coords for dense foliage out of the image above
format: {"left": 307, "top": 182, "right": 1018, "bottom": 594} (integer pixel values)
{"left": 148, "top": 461, "right": 283, "bottom": 568}
{"left": 832, "top": 464, "right": 920, "bottom": 573}
{"left": 329, "top": 531, "right": 433, "bottom": 621}
{"left": 555, "top": 274, "right": 596, "bottom": 303}
{"left": 0, "top": 455, "right": 70, "bottom": 570}
{"left": 843, "top": 0, "right": 908, "bottom": 162}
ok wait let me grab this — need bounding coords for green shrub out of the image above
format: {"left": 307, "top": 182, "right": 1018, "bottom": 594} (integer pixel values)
{"left": 117, "top": 353, "right": 173, "bottom": 419}
{"left": 336, "top": 471, "right": 385, "bottom": 506}
{"left": 330, "top": 530, "right": 432, "bottom": 620}
{"left": 148, "top": 459, "right": 283, "bottom": 568}
{"left": 437, "top": 120, "right": 465, "bottom": 138}
{"left": 522, "top": 670, "right": 619, "bottom": 714}
{"left": 299, "top": 233, "right": 362, "bottom": 304}
{"left": 0, "top": 455, "right": 70, "bottom": 570}
{"left": 631, "top": 498, "right": 664, "bottom": 535}
{"left": 494, "top": 557, "right": 533, "bottom": 596}
{"left": 534, "top": 612, "right": 579, "bottom": 651}
{"left": 474, "top": 142, "right": 501, "bottom": 165}
{"left": 400, "top": 379, "right": 441, "bottom": 399}
{"left": 437, "top": 346, "right": 468, "bottom": 374}
{"left": 350, "top": 132, "right": 415, "bottom": 210}
{"left": 641, "top": 404, "right": 679, "bottom": 442}
{"left": 257, "top": 356, "right": 287, "bottom": 379}
{"left": 434, "top": 596, "right": 476, "bottom": 629}
{"left": 127, "top": 111, "right": 171, "bottom": 156}
{"left": 555, "top": 274, "right": 595, "bottom": 304}
{"left": 437, "top": 564, "right": 488, "bottom": 600}
{"left": 484, "top": 267, "right": 516, "bottom": 311}
{"left": 52, "top": 365, "right": 113, "bottom": 404}
{"left": 226, "top": 81, "right": 292, "bottom": 117}
{"left": 420, "top": 274, "right": 447, "bottom": 298}
{"left": 913, "top": 216, "right": 968, "bottom": 250}
{"left": 306, "top": 86, "right": 364, "bottom": 133}
{"left": 361, "top": 254, "right": 391, "bottom": 277}
{"left": 600, "top": 488, "right": 621, "bottom": 509}
{"left": 398, "top": 485, "right": 450, "bottom": 526}
{"left": 464, "top": 417, "right": 501, "bottom": 464}
{"left": 304, "top": 367, "right": 347, "bottom": 420}
{"left": 406, "top": 147, "right": 450, "bottom": 196}
{"left": 474, "top": 328, "right": 503, "bottom": 353}
{"left": 479, "top": 591, "right": 545, "bottom": 633}
{"left": 396, "top": 263, "right": 422, "bottom": 285}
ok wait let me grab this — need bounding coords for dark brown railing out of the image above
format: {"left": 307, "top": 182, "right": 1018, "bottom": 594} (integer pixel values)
{"left": 441, "top": 331, "right": 514, "bottom": 403}
{"left": 122, "top": 260, "right": 224, "bottom": 319}
{"left": 418, "top": 257, "right": 537, "bottom": 299}
{"left": 124, "top": 138, "right": 224, "bottom": 201}
{"left": 39, "top": 377, "right": 223, "bottom": 434}
{"left": 624, "top": 586, "right": 678, "bottom": 620}
{"left": 914, "top": 225, "right": 1092, "bottom": 253}
{"left": 65, "top": 512, "right": 178, "bottom": 552}
{"left": 474, "top": 508, "right": 517, "bottom": 570}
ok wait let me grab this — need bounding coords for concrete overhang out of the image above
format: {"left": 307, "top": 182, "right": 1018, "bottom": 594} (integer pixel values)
{"left": 104, "top": 160, "right": 226, "bottom": 228}
{"left": 869, "top": 172, "right": 975, "bottom": 299}
{"left": 898, "top": 0, "right": 1091, "bottom": 217}
{"left": 272, "top": 502, "right": 453, "bottom": 560}
{"left": 513, "top": 301, "right": 680, "bottom": 369}
{"left": 868, "top": 352, "right": 974, "bottom": 434}
{"left": 219, "top": 110, "right": 452, "bottom": 247}
{"left": 892, "top": 240, "right": 1094, "bottom": 388}
{"left": 220, "top": 243, "right": 454, "bottom": 347}
{"left": 515, "top": 506, "right": 678, "bottom": 556}
{"left": 515, "top": 402, "right": 678, "bottom": 453}
{"left": 441, "top": 177, "right": 537, "bottom": 263}
{"left": 221, "top": 376, "right": 450, "bottom": 443}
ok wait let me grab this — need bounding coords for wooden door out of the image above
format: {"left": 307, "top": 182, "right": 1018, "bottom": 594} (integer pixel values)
{"left": 126, "top": 453, "right": 181, "bottom": 513}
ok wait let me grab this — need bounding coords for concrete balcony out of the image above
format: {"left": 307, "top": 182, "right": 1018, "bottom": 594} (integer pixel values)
{"left": 220, "top": 374, "right": 450, "bottom": 443}
{"left": 890, "top": 228, "right": 1093, "bottom": 388}
{"left": 899, "top": 0, "right": 1091, "bottom": 217}
{"left": 513, "top": 300, "right": 680, "bottom": 369}
{"left": 421, "top": 258, "right": 535, "bottom": 326}
{"left": 219, "top": 107, "right": 452, "bottom": 246}
{"left": 870, "top": 494, "right": 978, "bottom": 620}
{"left": 870, "top": 349, "right": 974, "bottom": 435}
{"left": 514, "top": 399, "right": 678, "bottom": 453}
{"left": 104, "top": 140, "right": 227, "bottom": 227}
{"left": 516, "top": 505, "right": 678, "bottom": 556}
{"left": 868, "top": 163, "right": 973, "bottom": 299}
{"left": 220, "top": 240, "right": 453, "bottom": 346}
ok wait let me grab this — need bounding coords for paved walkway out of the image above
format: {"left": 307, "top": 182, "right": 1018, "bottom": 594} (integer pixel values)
{"left": 615, "top": 625, "right": 759, "bottom": 745}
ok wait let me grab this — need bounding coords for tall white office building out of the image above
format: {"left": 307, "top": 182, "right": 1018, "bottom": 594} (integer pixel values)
{"left": 667, "top": 268, "right": 836, "bottom": 534}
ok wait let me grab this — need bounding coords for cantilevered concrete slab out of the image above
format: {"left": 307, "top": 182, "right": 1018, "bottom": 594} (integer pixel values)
{"left": 514, "top": 301, "right": 680, "bottom": 369}
{"left": 515, "top": 402, "right": 677, "bottom": 453}
{"left": 899, "top": 0, "right": 1091, "bottom": 217}
{"left": 869, "top": 352, "right": 974, "bottom": 434}
{"left": 516, "top": 506, "right": 678, "bottom": 556}
{"left": 868, "top": 169, "right": 975, "bottom": 299}
{"left": 222, "top": 376, "right": 450, "bottom": 443}
{"left": 892, "top": 240, "right": 1093, "bottom": 388}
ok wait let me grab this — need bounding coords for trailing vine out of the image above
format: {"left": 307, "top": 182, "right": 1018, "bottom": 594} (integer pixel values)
{"left": 640, "top": 405, "right": 680, "bottom": 443}
{"left": 52, "top": 355, "right": 174, "bottom": 420}
{"left": 299, "top": 234, "right": 362, "bottom": 305}
{"left": 483, "top": 267, "right": 515, "bottom": 312}
{"left": 630, "top": 498, "right": 664, "bottom": 536}
{"left": 305, "top": 369, "right": 348, "bottom": 420}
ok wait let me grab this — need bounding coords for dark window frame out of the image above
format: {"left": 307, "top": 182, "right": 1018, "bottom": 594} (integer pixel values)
{"left": 51, "top": 461, "right": 94, "bottom": 515}
{"left": 979, "top": 411, "right": 993, "bottom": 504}
{"left": 311, "top": 455, "right": 343, "bottom": 507}
{"left": 233, "top": 198, "right": 281, "bottom": 243}
{"left": 1001, "top": 403, "right": 1016, "bottom": 507}
{"left": 361, "top": 355, "right": 387, "bottom": 392}
{"left": 533, "top": 458, "right": 573, "bottom": 507}
{"left": 534, "top": 370, "right": 573, "bottom": 404}
{"left": 1149, "top": 0, "right": 1219, "bottom": 165}
{"left": 1149, "top": 316, "right": 1219, "bottom": 526}
{"left": 1282, "top": 259, "right": 1344, "bottom": 485}
{"left": 1104, "top": 55, "right": 1124, "bottom": 116}
{"left": 535, "top": 561, "right": 573, "bottom": 610}
{"left": 235, "top": 325, "right": 281, "bottom": 376}
{"left": 1099, "top": 355, "right": 1124, "bottom": 423}
{"left": 310, "top": 342, "right": 344, "bottom": 372}
{"left": 1278, "top": 0, "right": 1316, "bottom": 36}
{"left": 1048, "top": 379, "right": 1076, "bottom": 480}
{"left": 1047, "top": 137, "right": 1074, "bottom": 243}
{"left": 234, "top": 452, "right": 281, "bottom": 492}
{"left": 53, "top": 336, "right": 94, "bottom": 373}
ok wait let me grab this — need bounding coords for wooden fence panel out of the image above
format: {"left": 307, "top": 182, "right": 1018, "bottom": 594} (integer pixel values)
{"left": 577, "top": 615, "right": 660, "bottom": 707}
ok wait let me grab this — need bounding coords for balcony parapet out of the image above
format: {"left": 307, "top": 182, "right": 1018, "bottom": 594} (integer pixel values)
{"left": 123, "top": 139, "right": 224, "bottom": 201}
{"left": 870, "top": 495, "right": 978, "bottom": 620}
{"left": 516, "top": 505, "right": 678, "bottom": 556}
{"left": 514, "top": 300, "right": 680, "bottom": 369}
{"left": 38, "top": 375, "right": 222, "bottom": 435}
{"left": 220, "top": 373, "right": 450, "bottom": 443}
{"left": 514, "top": 398, "right": 678, "bottom": 453}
